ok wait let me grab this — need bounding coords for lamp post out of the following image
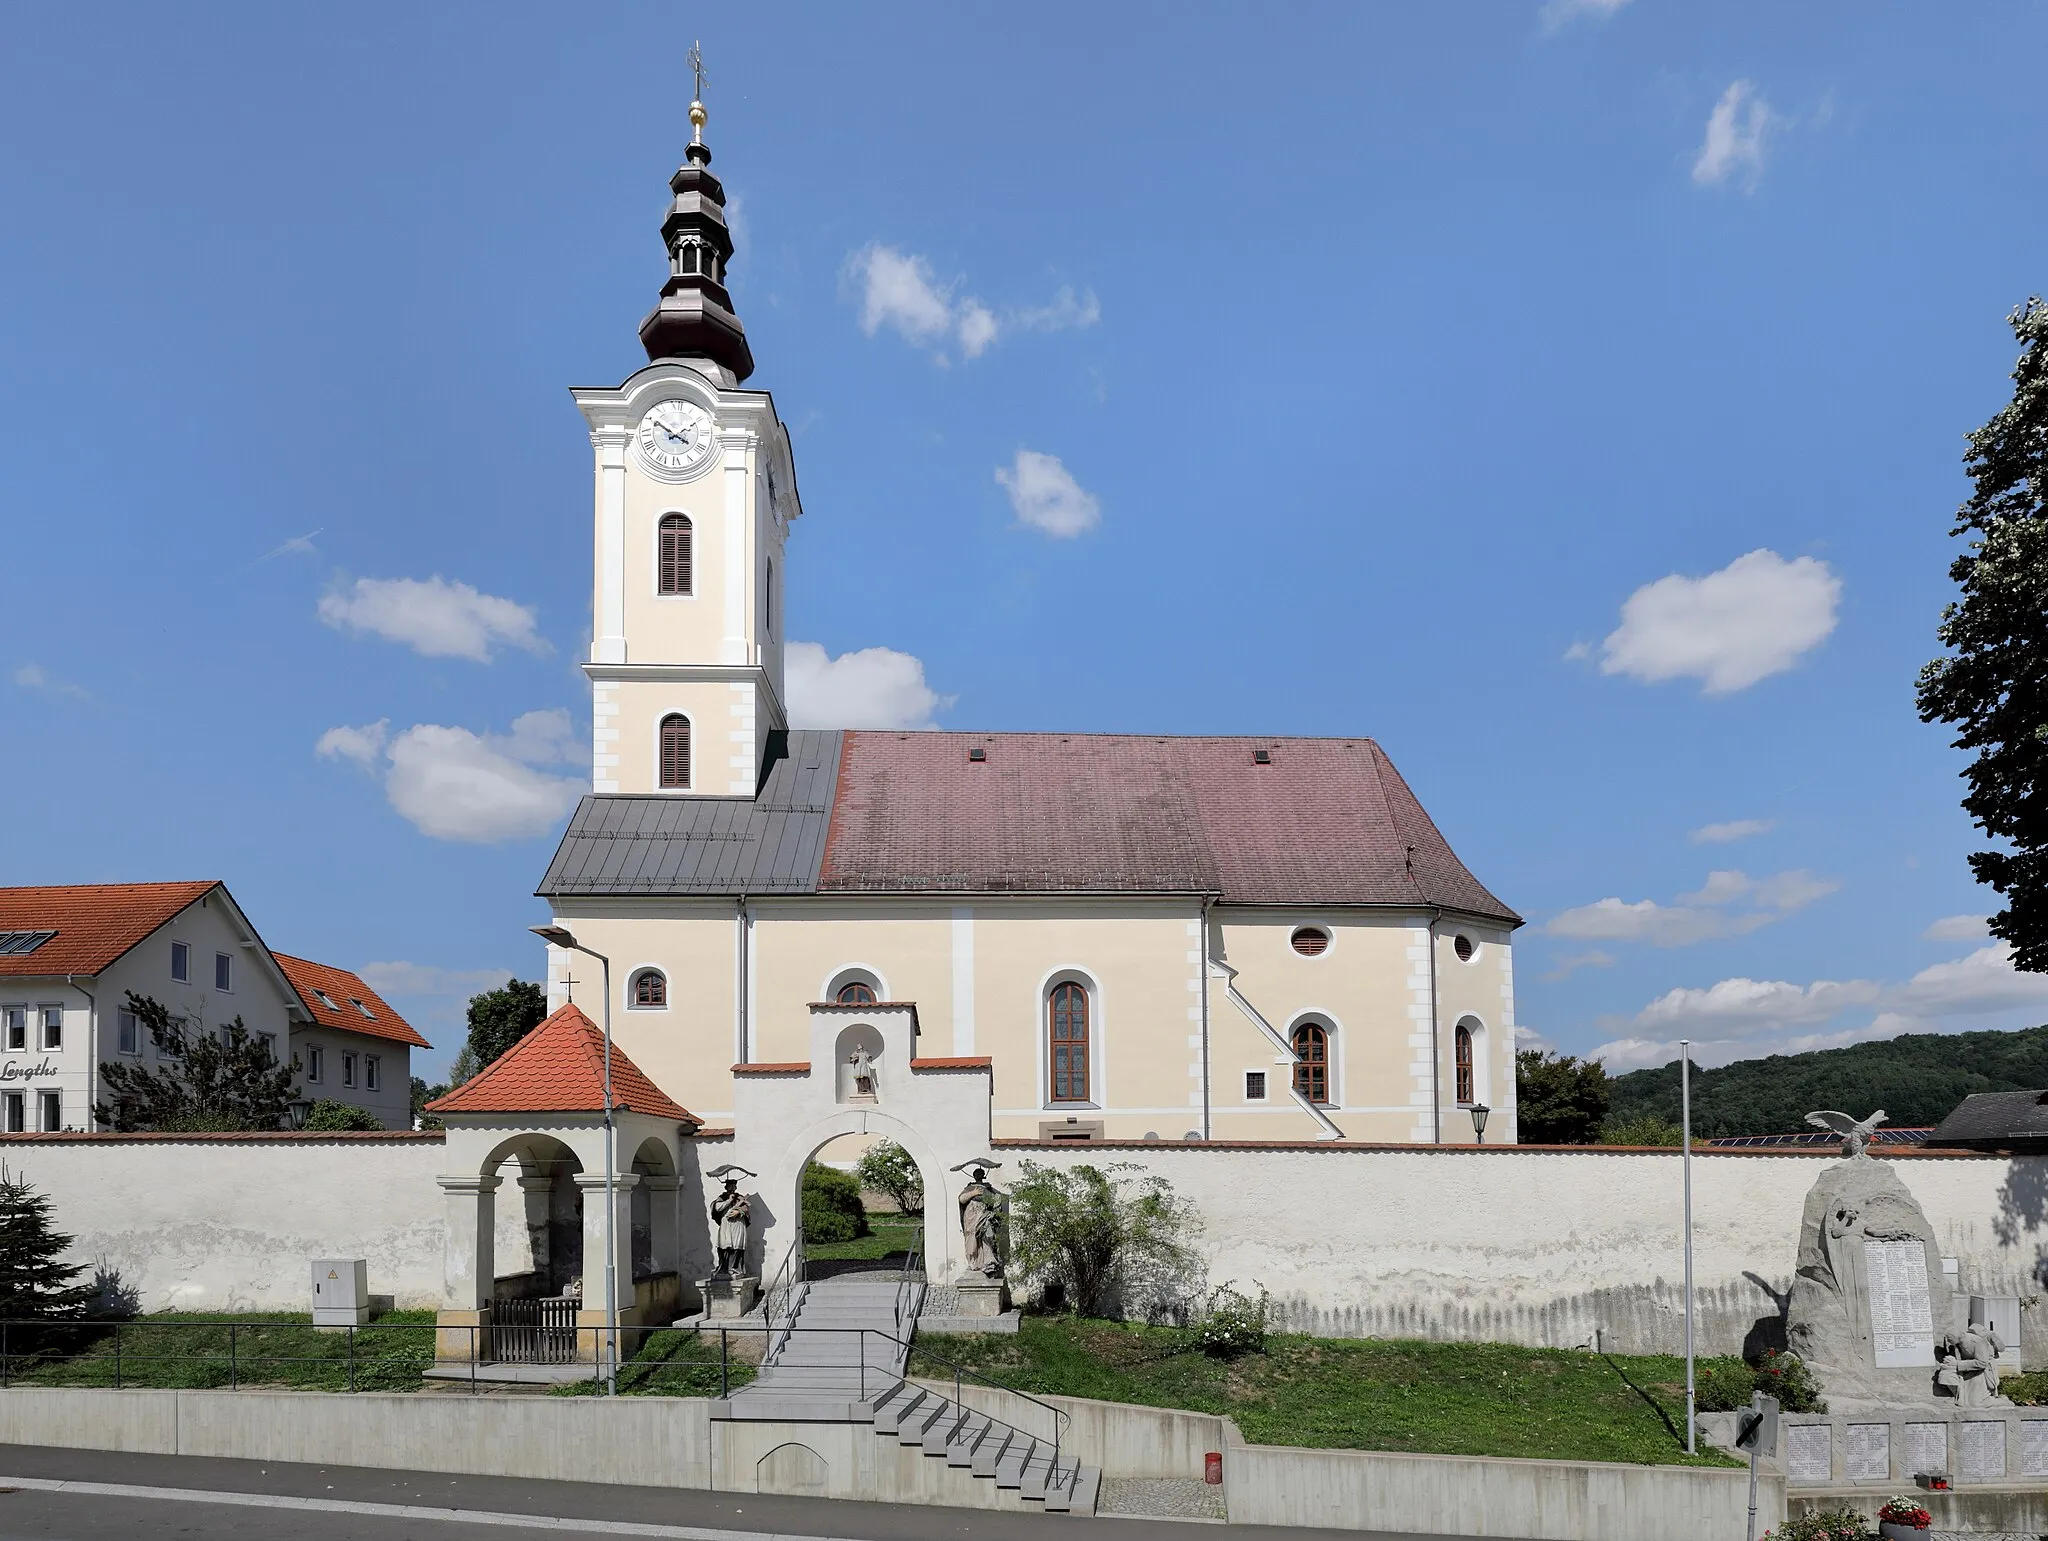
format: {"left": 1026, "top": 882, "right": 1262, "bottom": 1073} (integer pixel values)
{"left": 530, "top": 923, "right": 616, "bottom": 1397}
{"left": 1681, "top": 1038, "right": 1695, "bottom": 1454}
{"left": 288, "top": 1098, "right": 313, "bottom": 1131}
{"left": 1469, "top": 1103, "right": 1490, "bottom": 1144}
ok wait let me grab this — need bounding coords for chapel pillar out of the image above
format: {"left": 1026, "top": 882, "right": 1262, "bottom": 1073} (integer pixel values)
{"left": 435, "top": 1174, "right": 499, "bottom": 1360}
{"left": 573, "top": 1171, "right": 641, "bottom": 1361}
{"left": 516, "top": 1173, "right": 554, "bottom": 1280}
{"left": 641, "top": 1173, "right": 683, "bottom": 1322}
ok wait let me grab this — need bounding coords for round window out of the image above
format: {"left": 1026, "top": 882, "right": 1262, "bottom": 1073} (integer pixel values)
{"left": 1290, "top": 927, "right": 1331, "bottom": 957}
{"left": 1454, "top": 934, "right": 1476, "bottom": 963}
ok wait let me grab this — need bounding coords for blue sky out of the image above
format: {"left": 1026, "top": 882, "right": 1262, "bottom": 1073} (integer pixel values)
{"left": 4, "top": 2, "right": 2047, "bottom": 1081}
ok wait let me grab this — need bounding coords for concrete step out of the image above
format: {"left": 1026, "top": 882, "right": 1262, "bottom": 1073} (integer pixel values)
{"left": 897, "top": 1395, "right": 948, "bottom": 1445}
{"left": 921, "top": 1401, "right": 968, "bottom": 1456}
{"left": 994, "top": 1438, "right": 1036, "bottom": 1489}
{"left": 720, "top": 1394, "right": 867, "bottom": 1421}
{"left": 871, "top": 1386, "right": 926, "bottom": 1435}
{"left": 1016, "top": 1444, "right": 1056, "bottom": 1499}
{"left": 971, "top": 1423, "right": 1014, "bottom": 1478}
{"left": 1067, "top": 1466, "right": 1101, "bottom": 1518}
{"left": 944, "top": 1413, "right": 993, "bottom": 1467}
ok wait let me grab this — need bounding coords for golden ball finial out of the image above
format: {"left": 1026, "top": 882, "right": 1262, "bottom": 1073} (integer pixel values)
{"left": 689, "top": 100, "right": 707, "bottom": 129}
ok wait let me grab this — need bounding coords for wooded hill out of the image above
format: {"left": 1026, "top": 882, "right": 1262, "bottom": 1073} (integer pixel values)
{"left": 1605, "top": 1024, "right": 2048, "bottom": 1139}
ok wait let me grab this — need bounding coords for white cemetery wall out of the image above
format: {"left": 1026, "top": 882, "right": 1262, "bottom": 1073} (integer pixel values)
{"left": 0, "top": 1132, "right": 448, "bottom": 1312}
{"left": 999, "top": 1142, "right": 2048, "bottom": 1356}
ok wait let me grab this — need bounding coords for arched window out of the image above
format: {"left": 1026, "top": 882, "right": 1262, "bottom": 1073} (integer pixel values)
{"left": 659, "top": 714, "right": 691, "bottom": 790}
{"left": 1048, "top": 982, "right": 1089, "bottom": 1103}
{"left": 632, "top": 969, "right": 667, "bottom": 1009}
{"left": 835, "top": 981, "right": 876, "bottom": 1005}
{"left": 1291, "top": 1021, "right": 1330, "bottom": 1105}
{"left": 658, "top": 514, "right": 693, "bottom": 596}
{"left": 1455, "top": 1022, "right": 1476, "bottom": 1105}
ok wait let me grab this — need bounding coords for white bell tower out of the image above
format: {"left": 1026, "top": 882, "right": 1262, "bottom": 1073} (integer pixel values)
{"left": 572, "top": 89, "right": 802, "bottom": 797}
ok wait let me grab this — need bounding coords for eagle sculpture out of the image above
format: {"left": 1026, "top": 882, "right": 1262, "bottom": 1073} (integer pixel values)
{"left": 1805, "top": 1109, "right": 1889, "bottom": 1158}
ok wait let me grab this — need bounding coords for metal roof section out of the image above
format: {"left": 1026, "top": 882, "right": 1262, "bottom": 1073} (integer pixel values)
{"left": 536, "top": 730, "right": 842, "bottom": 896}
{"left": 1930, "top": 1089, "right": 2048, "bottom": 1148}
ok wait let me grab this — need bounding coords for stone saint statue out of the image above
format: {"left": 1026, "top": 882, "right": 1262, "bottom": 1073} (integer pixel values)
{"left": 847, "top": 1044, "right": 876, "bottom": 1100}
{"left": 958, "top": 1166, "right": 1005, "bottom": 1278}
{"left": 710, "top": 1177, "right": 752, "bottom": 1277}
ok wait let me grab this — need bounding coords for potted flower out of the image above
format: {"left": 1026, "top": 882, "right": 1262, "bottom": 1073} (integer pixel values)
{"left": 1877, "top": 1495, "right": 1932, "bottom": 1539}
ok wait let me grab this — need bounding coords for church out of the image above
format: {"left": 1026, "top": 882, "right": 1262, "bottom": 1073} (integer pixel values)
{"left": 520, "top": 98, "right": 1524, "bottom": 1156}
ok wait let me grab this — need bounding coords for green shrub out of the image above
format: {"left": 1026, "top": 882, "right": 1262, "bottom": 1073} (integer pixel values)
{"left": 1695, "top": 1349, "right": 1825, "bottom": 1414}
{"left": 1600, "top": 1112, "right": 1684, "bottom": 1147}
{"left": 1198, "top": 1282, "right": 1269, "bottom": 1358}
{"left": 2002, "top": 1369, "right": 2048, "bottom": 1405}
{"left": 801, "top": 1161, "right": 869, "bottom": 1245}
{"left": 1692, "top": 1356, "right": 1755, "bottom": 1412}
{"left": 1007, "top": 1161, "right": 1203, "bottom": 1320}
{"left": 852, "top": 1140, "right": 923, "bottom": 1216}
{"left": 1753, "top": 1348, "right": 1826, "bottom": 1413}
{"left": 302, "top": 1100, "right": 384, "bottom": 1132}
{"left": 1761, "top": 1506, "right": 1873, "bottom": 1541}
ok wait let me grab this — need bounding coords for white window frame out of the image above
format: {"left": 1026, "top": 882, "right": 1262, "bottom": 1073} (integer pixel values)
{"left": 38, "top": 1004, "right": 62, "bottom": 1051}
{"left": 259, "top": 1031, "right": 278, "bottom": 1062}
{"left": 38, "top": 1090, "right": 60, "bottom": 1132}
{"left": 305, "top": 1045, "right": 324, "bottom": 1084}
{"left": 2, "top": 1005, "right": 25, "bottom": 1053}
{"left": 341, "top": 1052, "right": 357, "bottom": 1089}
{"left": 627, "top": 967, "right": 670, "bottom": 1011}
{"left": 2, "top": 1091, "right": 22, "bottom": 1132}
{"left": 1244, "top": 1069, "right": 1268, "bottom": 1102}
{"left": 171, "top": 941, "right": 190, "bottom": 983}
{"left": 365, "top": 1054, "right": 380, "bottom": 1092}
{"left": 215, "top": 952, "right": 233, "bottom": 992}
{"left": 117, "top": 1008, "right": 141, "bottom": 1056}
{"left": 654, "top": 710, "right": 694, "bottom": 794}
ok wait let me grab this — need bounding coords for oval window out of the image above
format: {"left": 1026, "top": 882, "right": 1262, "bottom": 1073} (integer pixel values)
{"left": 1454, "top": 934, "right": 1476, "bottom": 963}
{"left": 1290, "top": 927, "right": 1330, "bottom": 957}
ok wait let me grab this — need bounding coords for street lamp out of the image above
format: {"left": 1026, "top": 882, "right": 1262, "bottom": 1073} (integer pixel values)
{"left": 1468, "top": 1103, "right": 1490, "bottom": 1144}
{"left": 530, "top": 923, "right": 617, "bottom": 1397}
{"left": 288, "top": 1098, "right": 313, "bottom": 1130}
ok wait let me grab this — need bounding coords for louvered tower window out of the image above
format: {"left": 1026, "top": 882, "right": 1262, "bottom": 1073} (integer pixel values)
{"left": 658, "top": 514, "right": 693, "bottom": 595}
{"left": 1049, "top": 982, "right": 1089, "bottom": 1102}
{"left": 659, "top": 713, "right": 691, "bottom": 789}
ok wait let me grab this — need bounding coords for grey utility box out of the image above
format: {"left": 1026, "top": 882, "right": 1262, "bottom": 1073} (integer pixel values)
{"left": 312, "top": 1258, "right": 369, "bottom": 1327}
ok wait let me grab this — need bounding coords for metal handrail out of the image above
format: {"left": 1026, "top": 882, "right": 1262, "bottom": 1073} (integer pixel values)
{"left": 760, "top": 1238, "right": 807, "bottom": 1365}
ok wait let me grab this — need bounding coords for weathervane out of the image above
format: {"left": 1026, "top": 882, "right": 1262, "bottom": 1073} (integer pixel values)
{"left": 688, "top": 40, "right": 708, "bottom": 145}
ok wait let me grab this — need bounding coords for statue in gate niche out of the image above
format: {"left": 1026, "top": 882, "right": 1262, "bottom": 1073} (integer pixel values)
{"left": 847, "top": 1042, "right": 877, "bottom": 1101}
{"left": 707, "top": 1166, "right": 756, "bottom": 1278}
{"left": 955, "top": 1161, "right": 1006, "bottom": 1279}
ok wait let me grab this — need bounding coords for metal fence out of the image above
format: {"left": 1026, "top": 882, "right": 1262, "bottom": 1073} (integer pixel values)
{"left": 490, "top": 1296, "right": 580, "bottom": 1365}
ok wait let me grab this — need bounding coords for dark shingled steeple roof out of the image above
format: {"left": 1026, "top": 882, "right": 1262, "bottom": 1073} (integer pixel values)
{"left": 539, "top": 730, "right": 1517, "bottom": 924}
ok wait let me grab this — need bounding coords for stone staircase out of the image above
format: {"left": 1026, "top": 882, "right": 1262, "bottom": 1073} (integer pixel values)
{"left": 714, "top": 1272, "right": 1097, "bottom": 1514}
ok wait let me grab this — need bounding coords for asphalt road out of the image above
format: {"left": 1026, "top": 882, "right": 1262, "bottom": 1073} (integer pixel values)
{"left": 0, "top": 1445, "right": 1483, "bottom": 1541}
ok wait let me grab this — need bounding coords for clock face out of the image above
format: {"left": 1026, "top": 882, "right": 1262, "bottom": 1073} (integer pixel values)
{"left": 636, "top": 399, "right": 717, "bottom": 475}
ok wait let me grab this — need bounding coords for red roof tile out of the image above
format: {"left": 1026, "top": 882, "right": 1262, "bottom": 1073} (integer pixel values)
{"left": 425, "top": 1003, "right": 695, "bottom": 1120}
{"left": 817, "top": 733, "right": 1519, "bottom": 921}
{"left": 271, "top": 954, "right": 431, "bottom": 1050}
{"left": 0, "top": 881, "right": 219, "bottom": 977}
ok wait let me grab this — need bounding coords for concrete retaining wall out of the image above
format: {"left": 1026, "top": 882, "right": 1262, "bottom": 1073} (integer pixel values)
{"left": 1004, "top": 1143, "right": 2048, "bottom": 1356}
{"left": 921, "top": 1381, "right": 1226, "bottom": 1478}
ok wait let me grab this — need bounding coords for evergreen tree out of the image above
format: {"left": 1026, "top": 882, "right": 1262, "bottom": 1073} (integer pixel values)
{"left": 1514, "top": 1050, "right": 1611, "bottom": 1144}
{"left": 449, "top": 978, "right": 548, "bottom": 1084}
{"left": 1918, "top": 298, "right": 2048, "bottom": 970}
{"left": 94, "top": 992, "right": 299, "bottom": 1132}
{"left": 0, "top": 1166, "right": 94, "bottom": 1319}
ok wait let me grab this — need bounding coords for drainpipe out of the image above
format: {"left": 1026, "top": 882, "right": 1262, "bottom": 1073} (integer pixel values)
{"left": 1427, "top": 909, "right": 1443, "bottom": 1145}
{"left": 66, "top": 976, "right": 95, "bottom": 1132}
{"left": 1199, "top": 896, "right": 1215, "bottom": 1141}
{"left": 735, "top": 895, "right": 751, "bottom": 1064}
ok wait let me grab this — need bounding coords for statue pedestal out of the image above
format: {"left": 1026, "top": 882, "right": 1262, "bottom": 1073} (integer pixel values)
{"left": 697, "top": 1275, "right": 760, "bottom": 1319}
{"left": 954, "top": 1278, "right": 1011, "bottom": 1317}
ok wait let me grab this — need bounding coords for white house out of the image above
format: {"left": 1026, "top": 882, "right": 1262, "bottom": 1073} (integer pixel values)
{"left": 0, "top": 881, "right": 427, "bottom": 1130}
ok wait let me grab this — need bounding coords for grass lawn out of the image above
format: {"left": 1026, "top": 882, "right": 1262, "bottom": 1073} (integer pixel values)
{"left": 806, "top": 1215, "right": 921, "bottom": 1264}
{"left": 916, "top": 1318, "right": 1743, "bottom": 1468}
{"left": 0, "top": 1312, "right": 438, "bottom": 1392}
{"left": 552, "top": 1328, "right": 760, "bottom": 1398}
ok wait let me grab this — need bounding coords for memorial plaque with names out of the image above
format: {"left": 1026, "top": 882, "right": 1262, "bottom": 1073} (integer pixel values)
{"left": 1906, "top": 1422, "right": 1948, "bottom": 1478}
{"left": 1847, "top": 1424, "right": 1890, "bottom": 1481}
{"left": 1960, "top": 1421, "right": 2007, "bottom": 1481}
{"left": 1864, "top": 1238, "right": 1936, "bottom": 1367}
{"left": 1787, "top": 1424, "right": 1833, "bottom": 1484}
{"left": 2023, "top": 1421, "right": 2048, "bottom": 1479}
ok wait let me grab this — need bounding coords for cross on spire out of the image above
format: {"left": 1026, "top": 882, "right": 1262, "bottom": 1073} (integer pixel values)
{"left": 560, "top": 970, "right": 579, "bottom": 1003}
{"left": 688, "top": 41, "right": 708, "bottom": 146}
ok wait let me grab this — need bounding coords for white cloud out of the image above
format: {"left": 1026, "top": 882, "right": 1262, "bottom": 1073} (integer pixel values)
{"left": 1693, "top": 80, "right": 1773, "bottom": 189}
{"left": 357, "top": 961, "right": 514, "bottom": 998}
{"left": 1924, "top": 914, "right": 1992, "bottom": 941}
{"left": 786, "top": 642, "right": 953, "bottom": 730}
{"left": 848, "top": 245, "right": 1099, "bottom": 364}
{"left": 1542, "top": 949, "right": 1616, "bottom": 982}
{"left": 1597, "top": 549, "right": 1839, "bottom": 694}
{"left": 1592, "top": 943, "right": 2048, "bottom": 1070}
{"left": 1691, "top": 818, "right": 1775, "bottom": 846}
{"left": 319, "top": 576, "right": 550, "bottom": 663}
{"left": 996, "top": 449, "right": 1101, "bottom": 538}
{"left": 1539, "top": 0, "right": 1630, "bottom": 30}
{"left": 318, "top": 708, "right": 585, "bottom": 843}
{"left": 11, "top": 662, "right": 87, "bottom": 699}
{"left": 1548, "top": 867, "right": 1838, "bottom": 947}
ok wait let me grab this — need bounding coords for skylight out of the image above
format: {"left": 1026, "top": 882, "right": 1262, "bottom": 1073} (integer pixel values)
{"left": 350, "top": 998, "right": 376, "bottom": 1019}
{"left": 0, "top": 931, "right": 55, "bottom": 956}
{"left": 312, "top": 989, "right": 338, "bottom": 1011}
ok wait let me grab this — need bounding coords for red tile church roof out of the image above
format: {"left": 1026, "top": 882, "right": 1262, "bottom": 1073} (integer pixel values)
{"left": 425, "top": 1003, "right": 695, "bottom": 1121}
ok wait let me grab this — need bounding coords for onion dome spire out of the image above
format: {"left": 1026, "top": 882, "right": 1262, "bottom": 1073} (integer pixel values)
{"left": 638, "top": 43, "right": 755, "bottom": 382}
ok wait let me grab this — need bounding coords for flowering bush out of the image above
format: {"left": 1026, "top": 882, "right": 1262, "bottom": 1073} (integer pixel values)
{"left": 1760, "top": 1506, "right": 1874, "bottom": 1540}
{"left": 1197, "top": 1281, "right": 1269, "bottom": 1359}
{"left": 1753, "top": 1348, "right": 1828, "bottom": 1413}
{"left": 1876, "top": 1496, "right": 1931, "bottom": 1529}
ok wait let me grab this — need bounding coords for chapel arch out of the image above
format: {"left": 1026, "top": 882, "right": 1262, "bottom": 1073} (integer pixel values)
{"left": 476, "top": 1131, "right": 586, "bottom": 1299}
{"left": 763, "top": 1107, "right": 953, "bottom": 1285}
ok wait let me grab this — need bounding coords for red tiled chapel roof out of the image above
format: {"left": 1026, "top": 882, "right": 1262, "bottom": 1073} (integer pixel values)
{"left": 425, "top": 1003, "right": 695, "bottom": 1122}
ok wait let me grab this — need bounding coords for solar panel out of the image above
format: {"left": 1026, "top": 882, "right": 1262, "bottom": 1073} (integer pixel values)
{"left": 0, "top": 931, "right": 55, "bottom": 956}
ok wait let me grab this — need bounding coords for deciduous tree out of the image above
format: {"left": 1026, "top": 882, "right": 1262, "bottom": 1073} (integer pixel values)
{"left": 1514, "top": 1050, "right": 1610, "bottom": 1144}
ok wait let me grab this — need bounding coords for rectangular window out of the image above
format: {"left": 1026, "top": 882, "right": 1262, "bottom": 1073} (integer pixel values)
{"left": 365, "top": 1054, "right": 380, "bottom": 1092}
{"left": 3, "top": 1092, "right": 21, "bottom": 1133}
{"left": 215, "top": 952, "right": 233, "bottom": 992}
{"left": 117, "top": 1008, "right": 141, "bottom": 1056}
{"left": 1245, "top": 1070, "right": 1267, "bottom": 1101}
{"left": 171, "top": 941, "right": 189, "bottom": 982}
{"left": 3, "top": 1007, "right": 24, "bottom": 1053}
{"left": 162, "top": 1018, "right": 190, "bottom": 1058}
{"left": 39, "top": 1091, "right": 61, "bottom": 1132}
{"left": 38, "top": 1005, "right": 62, "bottom": 1051}
{"left": 341, "top": 1052, "right": 358, "bottom": 1089}
{"left": 259, "top": 1031, "right": 277, "bottom": 1062}
{"left": 306, "top": 1045, "right": 324, "bottom": 1084}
